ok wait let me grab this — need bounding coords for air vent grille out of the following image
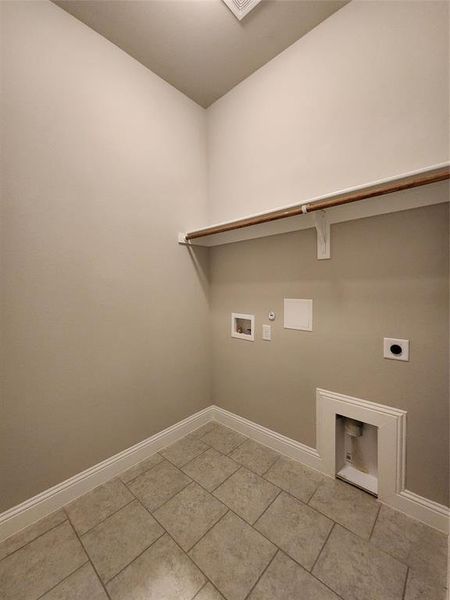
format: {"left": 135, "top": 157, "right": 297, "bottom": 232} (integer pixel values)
{"left": 222, "top": 0, "right": 263, "bottom": 20}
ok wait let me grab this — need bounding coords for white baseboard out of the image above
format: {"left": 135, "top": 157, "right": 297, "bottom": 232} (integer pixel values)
{"left": 1, "top": 400, "right": 448, "bottom": 543}
{"left": 0, "top": 406, "right": 215, "bottom": 543}
{"left": 212, "top": 403, "right": 449, "bottom": 534}
{"left": 210, "top": 405, "right": 322, "bottom": 472}
{"left": 393, "top": 489, "right": 450, "bottom": 535}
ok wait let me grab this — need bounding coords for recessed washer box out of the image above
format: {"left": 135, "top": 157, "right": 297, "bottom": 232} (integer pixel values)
{"left": 284, "top": 298, "right": 313, "bottom": 331}
{"left": 231, "top": 313, "right": 255, "bottom": 341}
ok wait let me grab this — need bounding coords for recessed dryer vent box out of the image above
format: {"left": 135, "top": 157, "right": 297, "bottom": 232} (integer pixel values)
{"left": 231, "top": 313, "right": 255, "bottom": 341}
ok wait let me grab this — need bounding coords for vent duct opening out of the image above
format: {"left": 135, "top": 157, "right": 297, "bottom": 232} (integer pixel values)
{"left": 222, "top": 0, "right": 263, "bottom": 20}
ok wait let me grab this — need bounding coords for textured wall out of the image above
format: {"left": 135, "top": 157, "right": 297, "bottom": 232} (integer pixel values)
{"left": 207, "top": 0, "right": 449, "bottom": 223}
{"left": 0, "top": 1, "right": 210, "bottom": 511}
{"left": 210, "top": 204, "right": 449, "bottom": 506}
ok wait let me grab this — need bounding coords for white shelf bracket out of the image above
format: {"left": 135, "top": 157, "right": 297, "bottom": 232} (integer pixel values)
{"left": 314, "top": 211, "right": 331, "bottom": 259}
{"left": 178, "top": 232, "right": 189, "bottom": 245}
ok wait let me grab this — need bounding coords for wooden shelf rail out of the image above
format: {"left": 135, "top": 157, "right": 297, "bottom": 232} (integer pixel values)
{"left": 184, "top": 164, "right": 449, "bottom": 242}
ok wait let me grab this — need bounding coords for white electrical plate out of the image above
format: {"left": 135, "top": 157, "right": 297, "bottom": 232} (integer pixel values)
{"left": 284, "top": 298, "right": 313, "bottom": 331}
{"left": 262, "top": 324, "right": 271, "bottom": 341}
{"left": 231, "top": 312, "right": 255, "bottom": 341}
{"left": 383, "top": 338, "right": 409, "bottom": 361}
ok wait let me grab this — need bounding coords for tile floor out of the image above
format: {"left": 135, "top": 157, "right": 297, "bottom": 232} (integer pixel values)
{"left": 0, "top": 422, "right": 447, "bottom": 600}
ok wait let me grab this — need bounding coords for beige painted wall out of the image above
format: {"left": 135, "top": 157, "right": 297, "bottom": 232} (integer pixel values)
{"left": 207, "top": 0, "right": 449, "bottom": 223}
{"left": 1, "top": 0, "right": 448, "bottom": 516}
{"left": 0, "top": 1, "right": 210, "bottom": 512}
{"left": 210, "top": 203, "right": 449, "bottom": 505}
{"left": 206, "top": 0, "right": 450, "bottom": 506}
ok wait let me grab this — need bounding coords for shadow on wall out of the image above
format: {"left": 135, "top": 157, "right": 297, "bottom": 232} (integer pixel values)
{"left": 186, "top": 245, "right": 210, "bottom": 302}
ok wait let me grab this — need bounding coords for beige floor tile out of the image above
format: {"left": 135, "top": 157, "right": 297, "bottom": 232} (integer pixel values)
{"left": 189, "top": 511, "right": 276, "bottom": 600}
{"left": 309, "top": 478, "right": 379, "bottom": 539}
{"left": 119, "top": 453, "right": 164, "bottom": 484}
{"left": 371, "top": 504, "right": 447, "bottom": 585}
{"left": 128, "top": 459, "right": 191, "bottom": 511}
{"left": 264, "top": 456, "right": 325, "bottom": 503}
{"left": 248, "top": 551, "right": 340, "bottom": 600}
{"left": 200, "top": 424, "right": 247, "bottom": 454}
{"left": 106, "top": 534, "right": 205, "bottom": 600}
{"left": 82, "top": 500, "right": 164, "bottom": 582}
{"left": 65, "top": 479, "right": 133, "bottom": 535}
{"left": 313, "top": 524, "right": 407, "bottom": 600}
{"left": 182, "top": 447, "right": 240, "bottom": 491}
{"left": 161, "top": 436, "right": 209, "bottom": 468}
{"left": 40, "top": 563, "right": 108, "bottom": 600}
{"left": 0, "top": 521, "right": 87, "bottom": 600}
{"left": 254, "top": 491, "right": 332, "bottom": 570}
{"left": 154, "top": 482, "right": 227, "bottom": 551}
{"left": 0, "top": 510, "right": 66, "bottom": 561}
{"left": 195, "top": 582, "right": 225, "bottom": 599}
{"left": 229, "top": 439, "right": 279, "bottom": 476}
{"left": 189, "top": 422, "right": 218, "bottom": 439}
{"left": 213, "top": 467, "right": 279, "bottom": 524}
{"left": 404, "top": 568, "right": 447, "bottom": 600}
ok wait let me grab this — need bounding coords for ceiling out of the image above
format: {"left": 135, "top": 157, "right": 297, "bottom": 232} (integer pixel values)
{"left": 53, "top": 0, "right": 348, "bottom": 107}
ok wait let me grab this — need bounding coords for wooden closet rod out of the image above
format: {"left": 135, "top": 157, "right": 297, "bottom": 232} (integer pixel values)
{"left": 185, "top": 165, "right": 449, "bottom": 241}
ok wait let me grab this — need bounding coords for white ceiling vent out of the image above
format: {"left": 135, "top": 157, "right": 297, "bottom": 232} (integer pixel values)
{"left": 222, "top": 0, "right": 263, "bottom": 21}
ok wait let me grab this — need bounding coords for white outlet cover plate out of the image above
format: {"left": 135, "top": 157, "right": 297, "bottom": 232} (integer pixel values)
{"left": 383, "top": 338, "right": 409, "bottom": 361}
{"left": 284, "top": 298, "right": 313, "bottom": 331}
{"left": 262, "top": 324, "right": 271, "bottom": 341}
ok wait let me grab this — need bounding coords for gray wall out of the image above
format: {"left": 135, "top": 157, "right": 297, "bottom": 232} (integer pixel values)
{"left": 210, "top": 203, "right": 449, "bottom": 506}
{"left": 0, "top": 1, "right": 210, "bottom": 512}
{"left": 207, "top": 0, "right": 449, "bottom": 223}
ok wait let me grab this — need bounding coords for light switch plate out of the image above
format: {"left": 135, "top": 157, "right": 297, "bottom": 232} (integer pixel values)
{"left": 284, "top": 299, "right": 313, "bottom": 331}
{"left": 262, "top": 324, "right": 271, "bottom": 341}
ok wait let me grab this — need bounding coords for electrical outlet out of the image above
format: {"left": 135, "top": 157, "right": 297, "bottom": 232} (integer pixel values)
{"left": 383, "top": 338, "right": 409, "bottom": 361}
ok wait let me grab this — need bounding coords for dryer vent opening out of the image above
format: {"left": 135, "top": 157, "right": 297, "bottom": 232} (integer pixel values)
{"left": 336, "top": 415, "right": 378, "bottom": 496}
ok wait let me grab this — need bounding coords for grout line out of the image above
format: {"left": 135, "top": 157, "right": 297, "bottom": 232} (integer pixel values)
{"left": 192, "top": 580, "right": 224, "bottom": 599}
{"left": 402, "top": 567, "right": 410, "bottom": 600}
{"left": 368, "top": 502, "right": 382, "bottom": 540}
{"left": 310, "top": 522, "right": 335, "bottom": 573}
{"left": 128, "top": 456, "right": 226, "bottom": 589}
{"left": 182, "top": 509, "right": 231, "bottom": 556}
{"left": 259, "top": 457, "right": 281, "bottom": 477}
{"left": 0, "top": 517, "right": 69, "bottom": 564}
{"left": 242, "top": 548, "right": 278, "bottom": 600}
{"left": 17, "top": 429, "right": 414, "bottom": 600}
{"left": 135, "top": 478, "right": 194, "bottom": 515}
{"left": 103, "top": 530, "right": 166, "bottom": 586}
{"left": 260, "top": 454, "right": 282, "bottom": 477}
{"left": 258, "top": 475, "right": 383, "bottom": 550}
{"left": 208, "top": 463, "right": 243, "bottom": 494}
{"left": 135, "top": 518, "right": 220, "bottom": 597}
{"left": 306, "top": 477, "right": 327, "bottom": 505}
{"left": 71, "top": 435, "right": 387, "bottom": 600}
{"left": 162, "top": 447, "right": 211, "bottom": 472}
{"left": 77, "top": 498, "right": 136, "bottom": 538}
{"left": 225, "top": 436, "right": 249, "bottom": 456}
{"left": 192, "top": 581, "right": 209, "bottom": 599}
{"left": 119, "top": 453, "right": 165, "bottom": 486}
{"left": 122, "top": 456, "right": 195, "bottom": 512}
{"left": 251, "top": 488, "right": 282, "bottom": 527}
{"left": 34, "top": 560, "right": 90, "bottom": 600}
{"left": 64, "top": 510, "right": 113, "bottom": 600}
